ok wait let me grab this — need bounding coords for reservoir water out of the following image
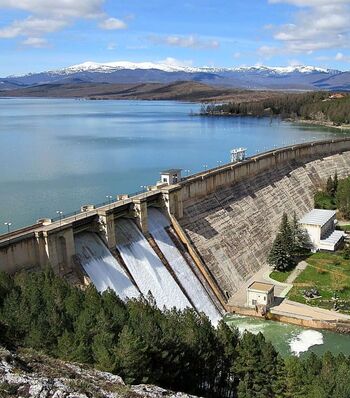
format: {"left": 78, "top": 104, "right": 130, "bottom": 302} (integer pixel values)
{"left": 0, "top": 98, "right": 344, "bottom": 233}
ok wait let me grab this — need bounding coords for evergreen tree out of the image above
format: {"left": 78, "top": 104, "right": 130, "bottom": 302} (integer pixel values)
{"left": 333, "top": 172, "right": 339, "bottom": 194}
{"left": 268, "top": 213, "right": 296, "bottom": 271}
{"left": 115, "top": 325, "right": 150, "bottom": 384}
{"left": 336, "top": 177, "right": 350, "bottom": 218}
{"left": 291, "top": 212, "right": 312, "bottom": 253}
{"left": 326, "top": 176, "right": 334, "bottom": 196}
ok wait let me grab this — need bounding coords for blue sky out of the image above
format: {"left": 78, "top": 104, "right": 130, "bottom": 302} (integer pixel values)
{"left": 0, "top": 0, "right": 350, "bottom": 75}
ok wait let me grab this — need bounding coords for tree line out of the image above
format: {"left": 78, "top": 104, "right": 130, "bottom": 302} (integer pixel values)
{"left": 1, "top": 269, "right": 350, "bottom": 397}
{"left": 202, "top": 92, "right": 350, "bottom": 125}
{"left": 315, "top": 173, "right": 350, "bottom": 219}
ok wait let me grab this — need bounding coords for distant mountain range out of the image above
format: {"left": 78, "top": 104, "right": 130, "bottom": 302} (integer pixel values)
{"left": 1, "top": 61, "right": 350, "bottom": 92}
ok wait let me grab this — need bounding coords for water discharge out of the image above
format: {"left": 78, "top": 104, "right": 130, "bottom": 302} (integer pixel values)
{"left": 147, "top": 207, "right": 222, "bottom": 325}
{"left": 289, "top": 330, "right": 324, "bottom": 356}
{"left": 116, "top": 218, "right": 191, "bottom": 310}
{"left": 74, "top": 232, "right": 139, "bottom": 300}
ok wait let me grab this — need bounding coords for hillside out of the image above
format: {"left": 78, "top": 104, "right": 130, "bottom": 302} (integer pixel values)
{"left": 204, "top": 91, "right": 350, "bottom": 125}
{"left": 1, "top": 61, "right": 349, "bottom": 91}
{"left": 0, "top": 81, "right": 285, "bottom": 102}
{"left": 0, "top": 346, "right": 196, "bottom": 397}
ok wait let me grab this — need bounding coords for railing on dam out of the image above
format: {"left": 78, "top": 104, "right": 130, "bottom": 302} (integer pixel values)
{"left": 2, "top": 137, "right": 350, "bottom": 244}
{"left": 0, "top": 189, "right": 161, "bottom": 244}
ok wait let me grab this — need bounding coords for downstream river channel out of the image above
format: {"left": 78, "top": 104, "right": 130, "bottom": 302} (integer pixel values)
{"left": 1, "top": 97, "right": 350, "bottom": 355}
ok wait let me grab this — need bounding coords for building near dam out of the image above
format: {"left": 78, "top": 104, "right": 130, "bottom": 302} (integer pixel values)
{"left": 2, "top": 138, "right": 350, "bottom": 322}
{"left": 299, "top": 209, "right": 345, "bottom": 251}
{"left": 247, "top": 282, "right": 274, "bottom": 309}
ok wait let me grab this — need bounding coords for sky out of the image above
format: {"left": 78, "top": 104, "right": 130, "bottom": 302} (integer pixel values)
{"left": 0, "top": 0, "right": 350, "bottom": 76}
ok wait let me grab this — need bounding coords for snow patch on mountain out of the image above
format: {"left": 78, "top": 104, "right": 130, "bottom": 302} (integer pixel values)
{"left": 8, "top": 61, "right": 340, "bottom": 78}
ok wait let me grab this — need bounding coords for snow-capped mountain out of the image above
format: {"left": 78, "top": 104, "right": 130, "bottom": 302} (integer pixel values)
{"left": 1, "top": 61, "right": 349, "bottom": 91}
{"left": 48, "top": 61, "right": 339, "bottom": 76}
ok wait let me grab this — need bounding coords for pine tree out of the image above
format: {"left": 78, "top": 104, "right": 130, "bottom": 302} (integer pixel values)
{"left": 291, "top": 212, "right": 312, "bottom": 254}
{"left": 336, "top": 177, "right": 350, "bottom": 218}
{"left": 326, "top": 176, "right": 334, "bottom": 196}
{"left": 115, "top": 325, "right": 150, "bottom": 384}
{"left": 333, "top": 172, "right": 339, "bottom": 195}
{"left": 268, "top": 213, "right": 296, "bottom": 271}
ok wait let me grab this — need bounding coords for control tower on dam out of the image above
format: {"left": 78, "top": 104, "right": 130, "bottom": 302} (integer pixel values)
{"left": 2, "top": 138, "right": 350, "bottom": 310}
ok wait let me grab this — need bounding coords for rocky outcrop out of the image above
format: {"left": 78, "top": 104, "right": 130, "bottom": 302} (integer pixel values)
{"left": 0, "top": 347, "right": 198, "bottom": 398}
{"left": 180, "top": 152, "right": 350, "bottom": 298}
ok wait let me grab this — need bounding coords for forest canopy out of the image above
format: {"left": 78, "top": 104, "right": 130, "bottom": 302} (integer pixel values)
{"left": 1, "top": 269, "right": 350, "bottom": 397}
{"left": 203, "top": 92, "right": 350, "bottom": 125}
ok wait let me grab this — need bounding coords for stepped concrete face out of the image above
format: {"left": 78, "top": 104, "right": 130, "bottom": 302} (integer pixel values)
{"left": 179, "top": 152, "right": 350, "bottom": 298}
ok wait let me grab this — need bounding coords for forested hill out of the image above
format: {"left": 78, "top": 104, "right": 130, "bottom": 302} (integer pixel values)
{"left": 2, "top": 269, "right": 350, "bottom": 397}
{"left": 203, "top": 92, "right": 350, "bottom": 126}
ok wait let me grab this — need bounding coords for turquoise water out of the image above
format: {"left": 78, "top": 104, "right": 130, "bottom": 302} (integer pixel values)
{"left": 0, "top": 98, "right": 345, "bottom": 234}
{"left": 226, "top": 315, "right": 350, "bottom": 357}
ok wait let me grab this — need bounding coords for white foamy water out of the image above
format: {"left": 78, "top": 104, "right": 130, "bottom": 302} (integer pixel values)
{"left": 75, "top": 232, "right": 139, "bottom": 300}
{"left": 147, "top": 208, "right": 222, "bottom": 325}
{"left": 289, "top": 330, "right": 324, "bottom": 356}
{"left": 116, "top": 218, "right": 191, "bottom": 310}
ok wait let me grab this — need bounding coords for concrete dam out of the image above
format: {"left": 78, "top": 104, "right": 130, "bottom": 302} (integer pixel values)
{"left": 2, "top": 138, "right": 350, "bottom": 317}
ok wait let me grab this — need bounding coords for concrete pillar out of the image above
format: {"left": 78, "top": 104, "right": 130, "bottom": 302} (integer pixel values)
{"left": 133, "top": 199, "right": 148, "bottom": 233}
{"left": 35, "top": 231, "right": 50, "bottom": 269}
{"left": 161, "top": 185, "right": 183, "bottom": 219}
{"left": 45, "top": 226, "right": 75, "bottom": 275}
{"left": 98, "top": 212, "right": 117, "bottom": 250}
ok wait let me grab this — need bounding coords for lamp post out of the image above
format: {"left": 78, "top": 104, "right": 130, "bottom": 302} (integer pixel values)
{"left": 56, "top": 211, "right": 63, "bottom": 226}
{"left": 106, "top": 195, "right": 113, "bottom": 209}
{"left": 140, "top": 185, "right": 147, "bottom": 193}
{"left": 216, "top": 160, "right": 223, "bottom": 167}
{"left": 203, "top": 164, "right": 208, "bottom": 171}
{"left": 4, "top": 222, "right": 11, "bottom": 234}
{"left": 184, "top": 169, "right": 190, "bottom": 177}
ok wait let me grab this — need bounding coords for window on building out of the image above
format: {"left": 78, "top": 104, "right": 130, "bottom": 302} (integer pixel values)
{"left": 252, "top": 299, "right": 257, "bottom": 305}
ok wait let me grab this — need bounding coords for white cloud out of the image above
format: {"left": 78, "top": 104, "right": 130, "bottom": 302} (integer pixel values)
{"left": 0, "top": 0, "right": 127, "bottom": 45}
{"left": 0, "top": 17, "right": 68, "bottom": 38}
{"left": 149, "top": 34, "right": 220, "bottom": 50}
{"left": 257, "top": 45, "right": 280, "bottom": 58}
{"left": 265, "top": 0, "right": 350, "bottom": 56}
{"left": 21, "top": 36, "right": 49, "bottom": 47}
{"left": 99, "top": 18, "right": 127, "bottom": 30}
{"left": 106, "top": 42, "right": 117, "bottom": 50}
{"left": 0, "top": 0, "right": 104, "bottom": 18}
{"left": 335, "top": 52, "right": 350, "bottom": 62}
{"left": 159, "top": 57, "right": 193, "bottom": 67}
{"left": 233, "top": 52, "right": 241, "bottom": 59}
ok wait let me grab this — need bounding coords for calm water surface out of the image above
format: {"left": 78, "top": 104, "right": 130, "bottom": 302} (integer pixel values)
{"left": 0, "top": 98, "right": 346, "bottom": 233}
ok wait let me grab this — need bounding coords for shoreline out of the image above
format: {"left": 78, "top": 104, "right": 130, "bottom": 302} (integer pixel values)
{"left": 199, "top": 112, "right": 350, "bottom": 131}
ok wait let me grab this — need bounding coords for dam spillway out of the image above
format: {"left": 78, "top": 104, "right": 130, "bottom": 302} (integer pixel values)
{"left": 74, "top": 232, "right": 139, "bottom": 300}
{"left": 115, "top": 218, "right": 192, "bottom": 310}
{"left": 147, "top": 207, "right": 222, "bottom": 324}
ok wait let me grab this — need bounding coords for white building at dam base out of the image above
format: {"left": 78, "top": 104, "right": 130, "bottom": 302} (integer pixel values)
{"left": 299, "top": 209, "right": 345, "bottom": 252}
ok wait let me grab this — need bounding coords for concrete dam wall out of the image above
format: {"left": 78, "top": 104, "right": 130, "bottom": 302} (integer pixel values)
{"left": 3, "top": 138, "right": 350, "bottom": 311}
{"left": 179, "top": 150, "right": 350, "bottom": 298}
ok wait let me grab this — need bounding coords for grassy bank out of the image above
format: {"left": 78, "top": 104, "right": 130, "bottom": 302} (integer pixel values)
{"left": 269, "top": 270, "right": 292, "bottom": 283}
{"left": 287, "top": 252, "right": 350, "bottom": 314}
